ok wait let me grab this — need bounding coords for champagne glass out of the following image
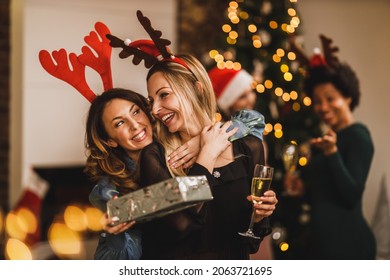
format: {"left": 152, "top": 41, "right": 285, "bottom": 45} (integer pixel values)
{"left": 282, "top": 141, "right": 299, "bottom": 196}
{"left": 239, "top": 164, "right": 274, "bottom": 239}
{"left": 282, "top": 141, "right": 299, "bottom": 175}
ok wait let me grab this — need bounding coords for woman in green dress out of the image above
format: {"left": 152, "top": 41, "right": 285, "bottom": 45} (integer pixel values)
{"left": 284, "top": 60, "right": 376, "bottom": 259}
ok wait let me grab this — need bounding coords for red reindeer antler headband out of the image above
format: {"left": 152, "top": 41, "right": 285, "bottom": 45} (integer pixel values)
{"left": 39, "top": 10, "right": 190, "bottom": 103}
{"left": 106, "top": 10, "right": 191, "bottom": 71}
{"left": 39, "top": 22, "right": 113, "bottom": 103}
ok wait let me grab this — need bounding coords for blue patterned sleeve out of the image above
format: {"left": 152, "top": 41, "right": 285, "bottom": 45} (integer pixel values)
{"left": 89, "top": 177, "right": 142, "bottom": 260}
{"left": 228, "top": 109, "right": 265, "bottom": 142}
{"left": 89, "top": 177, "right": 120, "bottom": 212}
{"left": 94, "top": 229, "right": 142, "bottom": 260}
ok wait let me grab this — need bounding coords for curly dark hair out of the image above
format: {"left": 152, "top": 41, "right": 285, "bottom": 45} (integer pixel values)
{"left": 84, "top": 88, "right": 154, "bottom": 193}
{"left": 303, "top": 63, "right": 361, "bottom": 112}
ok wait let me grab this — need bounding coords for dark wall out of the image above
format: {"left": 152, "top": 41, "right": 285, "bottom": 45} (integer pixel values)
{"left": 0, "top": 0, "right": 10, "bottom": 210}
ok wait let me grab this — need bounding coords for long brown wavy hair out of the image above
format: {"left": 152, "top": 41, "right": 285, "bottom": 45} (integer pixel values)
{"left": 84, "top": 88, "right": 154, "bottom": 194}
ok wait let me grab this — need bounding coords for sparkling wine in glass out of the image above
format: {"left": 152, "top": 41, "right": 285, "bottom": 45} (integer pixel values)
{"left": 239, "top": 164, "right": 274, "bottom": 239}
{"left": 282, "top": 141, "right": 299, "bottom": 175}
{"left": 282, "top": 142, "right": 299, "bottom": 196}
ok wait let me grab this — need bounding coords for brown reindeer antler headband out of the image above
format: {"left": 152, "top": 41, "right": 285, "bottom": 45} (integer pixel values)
{"left": 288, "top": 34, "right": 340, "bottom": 70}
{"left": 39, "top": 22, "right": 113, "bottom": 103}
{"left": 106, "top": 10, "right": 191, "bottom": 71}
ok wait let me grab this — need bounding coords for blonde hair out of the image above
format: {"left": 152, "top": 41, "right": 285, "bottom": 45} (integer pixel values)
{"left": 147, "top": 54, "right": 217, "bottom": 176}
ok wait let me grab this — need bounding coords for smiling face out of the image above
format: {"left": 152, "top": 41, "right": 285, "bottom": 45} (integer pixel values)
{"left": 229, "top": 88, "right": 257, "bottom": 113}
{"left": 312, "top": 83, "right": 353, "bottom": 131}
{"left": 147, "top": 71, "right": 199, "bottom": 137}
{"left": 102, "top": 98, "right": 153, "bottom": 158}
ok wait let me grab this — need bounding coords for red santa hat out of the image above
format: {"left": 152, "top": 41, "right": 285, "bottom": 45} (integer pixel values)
{"left": 208, "top": 66, "right": 253, "bottom": 112}
{"left": 123, "top": 38, "right": 191, "bottom": 70}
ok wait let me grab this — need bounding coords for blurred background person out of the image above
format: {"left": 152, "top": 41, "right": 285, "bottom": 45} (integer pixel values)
{"left": 283, "top": 51, "right": 376, "bottom": 259}
{"left": 208, "top": 66, "right": 257, "bottom": 121}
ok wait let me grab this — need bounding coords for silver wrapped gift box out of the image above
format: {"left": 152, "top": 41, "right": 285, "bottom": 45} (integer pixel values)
{"left": 107, "top": 176, "right": 213, "bottom": 224}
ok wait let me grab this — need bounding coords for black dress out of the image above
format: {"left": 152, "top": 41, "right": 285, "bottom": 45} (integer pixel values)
{"left": 138, "top": 135, "right": 272, "bottom": 259}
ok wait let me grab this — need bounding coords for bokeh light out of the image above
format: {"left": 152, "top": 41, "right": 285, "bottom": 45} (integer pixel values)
{"left": 269, "top": 21, "right": 278, "bottom": 29}
{"left": 276, "top": 48, "right": 285, "bottom": 57}
{"left": 17, "top": 208, "right": 38, "bottom": 234}
{"left": 264, "top": 123, "right": 273, "bottom": 133}
{"left": 253, "top": 40, "right": 262, "bottom": 48}
{"left": 282, "top": 92, "right": 291, "bottom": 102}
{"left": 64, "top": 205, "right": 87, "bottom": 232}
{"left": 303, "top": 96, "right": 312, "bottom": 106}
{"left": 256, "top": 84, "right": 265, "bottom": 93}
{"left": 274, "top": 130, "right": 283, "bottom": 138}
{"left": 6, "top": 238, "right": 32, "bottom": 260}
{"left": 233, "top": 62, "right": 241, "bottom": 70}
{"left": 287, "top": 52, "right": 296, "bottom": 60}
{"left": 292, "top": 102, "right": 301, "bottom": 111}
{"left": 264, "top": 80, "right": 273, "bottom": 89}
{"left": 290, "top": 90, "right": 298, "bottom": 100}
{"left": 229, "top": 30, "right": 238, "bottom": 39}
{"left": 299, "top": 157, "right": 308, "bottom": 166}
{"left": 272, "top": 54, "right": 281, "bottom": 63}
{"left": 209, "top": 49, "right": 218, "bottom": 59}
{"left": 48, "top": 222, "right": 82, "bottom": 257}
{"left": 280, "top": 64, "right": 289, "bottom": 73}
{"left": 85, "top": 207, "right": 104, "bottom": 231}
{"left": 222, "top": 24, "right": 231, "bottom": 33}
{"left": 283, "top": 72, "right": 293, "bottom": 81}
{"left": 6, "top": 211, "right": 27, "bottom": 241}
{"left": 274, "top": 87, "right": 283, "bottom": 97}
{"left": 279, "top": 242, "right": 289, "bottom": 251}
{"left": 248, "top": 24, "right": 257, "bottom": 33}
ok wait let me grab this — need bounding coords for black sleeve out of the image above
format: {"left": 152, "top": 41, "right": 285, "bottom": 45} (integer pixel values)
{"left": 139, "top": 142, "right": 171, "bottom": 188}
{"left": 139, "top": 142, "right": 216, "bottom": 187}
{"left": 241, "top": 135, "right": 265, "bottom": 166}
{"left": 139, "top": 142, "right": 207, "bottom": 232}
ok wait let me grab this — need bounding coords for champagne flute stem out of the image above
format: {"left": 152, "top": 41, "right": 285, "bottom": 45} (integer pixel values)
{"left": 247, "top": 207, "right": 256, "bottom": 233}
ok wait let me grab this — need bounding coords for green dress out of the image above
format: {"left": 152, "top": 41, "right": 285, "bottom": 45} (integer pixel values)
{"left": 304, "top": 123, "right": 376, "bottom": 259}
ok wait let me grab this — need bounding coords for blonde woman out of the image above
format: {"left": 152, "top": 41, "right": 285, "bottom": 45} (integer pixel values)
{"left": 138, "top": 55, "right": 278, "bottom": 259}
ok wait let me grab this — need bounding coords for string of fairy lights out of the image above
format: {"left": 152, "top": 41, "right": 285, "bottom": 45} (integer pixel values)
{"left": 208, "top": 0, "right": 314, "bottom": 254}
{"left": 208, "top": 0, "right": 312, "bottom": 146}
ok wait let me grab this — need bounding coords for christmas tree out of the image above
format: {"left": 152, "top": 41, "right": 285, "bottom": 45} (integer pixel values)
{"left": 202, "top": 0, "right": 323, "bottom": 259}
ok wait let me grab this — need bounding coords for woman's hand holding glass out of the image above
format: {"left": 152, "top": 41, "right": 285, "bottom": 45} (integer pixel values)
{"left": 239, "top": 164, "right": 274, "bottom": 239}
{"left": 248, "top": 190, "right": 278, "bottom": 223}
{"left": 310, "top": 129, "right": 338, "bottom": 156}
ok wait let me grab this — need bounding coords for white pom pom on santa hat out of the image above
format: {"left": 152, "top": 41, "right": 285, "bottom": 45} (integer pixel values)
{"left": 124, "top": 38, "right": 132, "bottom": 46}
{"left": 208, "top": 66, "right": 253, "bottom": 112}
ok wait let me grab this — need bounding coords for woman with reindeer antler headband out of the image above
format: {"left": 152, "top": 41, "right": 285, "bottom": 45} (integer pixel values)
{"left": 283, "top": 35, "right": 376, "bottom": 259}
{"left": 39, "top": 21, "right": 205, "bottom": 260}
{"left": 107, "top": 10, "right": 278, "bottom": 259}
{"left": 39, "top": 14, "right": 275, "bottom": 260}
